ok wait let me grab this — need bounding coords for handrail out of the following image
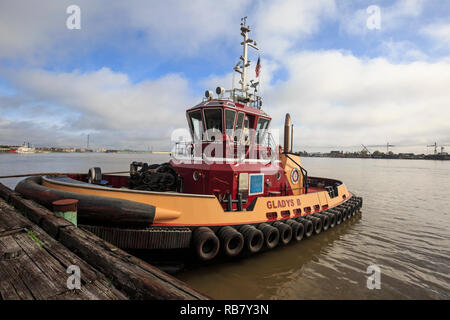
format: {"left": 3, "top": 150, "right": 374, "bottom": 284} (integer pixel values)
{"left": 283, "top": 152, "right": 308, "bottom": 194}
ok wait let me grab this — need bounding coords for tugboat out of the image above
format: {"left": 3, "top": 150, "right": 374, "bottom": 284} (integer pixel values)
{"left": 16, "top": 142, "right": 36, "bottom": 154}
{"left": 15, "top": 19, "right": 362, "bottom": 261}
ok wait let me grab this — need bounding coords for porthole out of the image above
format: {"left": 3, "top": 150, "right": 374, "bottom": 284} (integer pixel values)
{"left": 276, "top": 172, "right": 281, "bottom": 180}
{"left": 193, "top": 171, "right": 199, "bottom": 181}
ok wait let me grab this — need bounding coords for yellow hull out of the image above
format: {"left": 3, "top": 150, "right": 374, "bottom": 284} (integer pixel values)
{"left": 42, "top": 176, "right": 351, "bottom": 226}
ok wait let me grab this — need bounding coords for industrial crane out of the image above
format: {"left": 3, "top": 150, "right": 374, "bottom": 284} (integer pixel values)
{"left": 361, "top": 144, "right": 371, "bottom": 155}
{"left": 366, "top": 143, "right": 395, "bottom": 154}
{"left": 427, "top": 142, "right": 450, "bottom": 155}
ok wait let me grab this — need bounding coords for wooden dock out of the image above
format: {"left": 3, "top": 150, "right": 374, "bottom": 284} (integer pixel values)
{"left": 0, "top": 183, "right": 210, "bottom": 300}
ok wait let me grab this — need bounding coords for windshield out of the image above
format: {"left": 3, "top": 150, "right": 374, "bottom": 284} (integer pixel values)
{"left": 204, "top": 108, "right": 223, "bottom": 140}
{"left": 188, "top": 110, "right": 204, "bottom": 141}
{"left": 235, "top": 112, "right": 245, "bottom": 142}
{"left": 225, "top": 109, "right": 236, "bottom": 136}
{"left": 256, "top": 117, "right": 270, "bottom": 144}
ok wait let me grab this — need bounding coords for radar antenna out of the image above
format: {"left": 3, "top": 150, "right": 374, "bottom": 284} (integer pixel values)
{"left": 233, "top": 17, "right": 259, "bottom": 103}
{"left": 205, "top": 18, "right": 262, "bottom": 108}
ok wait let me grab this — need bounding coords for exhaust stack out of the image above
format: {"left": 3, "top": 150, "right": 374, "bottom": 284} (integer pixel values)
{"left": 284, "top": 113, "right": 291, "bottom": 153}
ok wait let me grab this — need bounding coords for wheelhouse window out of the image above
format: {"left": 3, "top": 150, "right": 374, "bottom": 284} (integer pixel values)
{"left": 204, "top": 108, "right": 223, "bottom": 140}
{"left": 188, "top": 110, "right": 204, "bottom": 141}
{"left": 225, "top": 109, "right": 236, "bottom": 136}
{"left": 235, "top": 112, "right": 245, "bottom": 142}
{"left": 256, "top": 117, "right": 270, "bottom": 144}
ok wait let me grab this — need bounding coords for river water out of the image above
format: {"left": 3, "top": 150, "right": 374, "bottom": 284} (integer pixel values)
{"left": 0, "top": 153, "right": 449, "bottom": 299}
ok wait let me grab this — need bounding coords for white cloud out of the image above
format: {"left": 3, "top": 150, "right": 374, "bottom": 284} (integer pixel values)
{"left": 338, "top": 0, "right": 425, "bottom": 36}
{"left": 379, "top": 39, "right": 428, "bottom": 62}
{"left": 5, "top": 67, "right": 194, "bottom": 129}
{"left": 5, "top": 50, "right": 449, "bottom": 152}
{"left": 420, "top": 23, "right": 450, "bottom": 49}
{"left": 1, "top": 0, "right": 449, "bottom": 154}
{"left": 0, "top": 67, "right": 198, "bottom": 149}
{"left": 253, "top": 0, "right": 336, "bottom": 57}
{"left": 261, "top": 50, "right": 450, "bottom": 151}
{"left": 124, "top": 0, "right": 251, "bottom": 54}
{"left": 191, "top": 48, "right": 450, "bottom": 153}
{"left": 0, "top": 0, "right": 251, "bottom": 61}
{"left": 200, "top": 57, "right": 280, "bottom": 95}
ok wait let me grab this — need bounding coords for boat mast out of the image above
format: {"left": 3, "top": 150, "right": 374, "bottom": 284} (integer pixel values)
{"left": 206, "top": 17, "right": 261, "bottom": 107}
{"left": 234, "top": 17, "right": 259, "bottom": 101}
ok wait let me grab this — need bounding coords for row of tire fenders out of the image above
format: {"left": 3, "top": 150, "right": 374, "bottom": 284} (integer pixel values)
{"left": 192, "top": 197, "right": 363, "bottom": 261}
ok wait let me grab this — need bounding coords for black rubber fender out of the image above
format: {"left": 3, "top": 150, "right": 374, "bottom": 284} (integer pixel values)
{"left": 335, "top": 206, "right": 348, "bottom": 221}
{"left": 217, "top": 226, "right": 244, "bottom": 257}
{"left": 272, "top": 221, "right": 292, "bottom": 245}
{"left": 321, "top": 213, "right": 330, "bottom": 230}
{"left": 347, "top": 200, "right": 359, "bottom": 211}
{"left": 345, "top": 207, "right": 353, "bottom": 219}
{"left": 257, "top": 223, "right": 279, "bottom": 249}
{"left": 306, "top": 215, "right": 322, "bottom": 235}
{"left": 239, "top": 225, "right": 264, "bottom": 253}
{"left": 328, "top": 209, "right": 342, "bottom": 225}
{"left": 342, "top": 203, "right": 355, "bottom": 216}
{"left": 286, "top": 219, "right": 304, "bottom": 242}
{"left": 356, "top": 196, "right": 363, "bottom": 208}
{"left": 324, "top": 212, "right": 336, "bottom": 228}
{"left": 349, "top": 197, "right": 362, "bottom": 209}
{"left": 350, "top": 202, "right": 358, "bottom": 214}
{"left": 192, "top": 227, "right": 220, "bottom": 261}
{"left": 356, "top": 198, "right": 363, "bottom": 210}
{"left": 296, "top": 218, "right": 313, "bottom": 238}
{"left": 313, "top": 213, "right": 329, "bottom": 231}
{"left": 15, "top": 176, "right": 155, "bottom": 228}
{"left": 350, "top": 205, "right": 357, "bottom": 217}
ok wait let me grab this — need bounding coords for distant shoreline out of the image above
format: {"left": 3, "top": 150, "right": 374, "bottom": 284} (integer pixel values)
{"left": 0, "top": 147, "right": 169, "bottom": 154}
{"left": 297, "top": 153, "right": 450, "bottom": 161}
{"left": 1, "top": 145, "right": 448, "bottom": 160}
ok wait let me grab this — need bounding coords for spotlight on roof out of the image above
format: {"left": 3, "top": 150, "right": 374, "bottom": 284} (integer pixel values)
{"left": 216, "top": 87, "right": 225, "bottom": 96}
{"left": 205, "top": 90, "right": 214, "bottom": 100}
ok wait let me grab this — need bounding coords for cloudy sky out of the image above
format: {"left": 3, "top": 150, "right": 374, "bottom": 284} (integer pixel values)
{"left": 0, "top": 0, "right": 449, "bottom": 153}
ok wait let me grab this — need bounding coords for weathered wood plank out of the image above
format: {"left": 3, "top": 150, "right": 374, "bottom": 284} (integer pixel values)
{"left": 4, "top": 243, "right": 59, "bottom": 300}
{"left": 0, "top": 260, "right": 34, "bottom": 300}
{"left": 59, "top": 226, "right": 210, "bottom": 300}
{"left": 0, "top": 233, "right": 34, "bottom": 300}
{"left": 0, "top": 200, "right": 33, "bottom": 232}
{"left": 125, "top": 252, "right": 209, "bottom": 298}
{"left": 8, "top": 194, "right": 74, "bottom": 238}
{"left": 13, "top": 232, "right": 72, "bottom": 298}
{"left": 8, "top": 194, "right": 52, "bottom": 226}
{"left": 0, "top": 232, "right": 23, "bottom": 259}
{"left": 30, "top": 227, "right": 100, "bottom": 284}
{"left": 1, "top": 183, "right": 210, "bottom": 300}
{"left": 0, "top": 229, "right": 128, "bottom": 300}
{"left": 86, "top": 278, "right": 129, "bottom": 300}
{"left": 46, "top": 280, "right": 127, "bottom": 300}
{"left": 0, "top": 198, "right": 129, "bottom": 300}
{"left": 0, "top": 183, "right": 14, "bottom": 201}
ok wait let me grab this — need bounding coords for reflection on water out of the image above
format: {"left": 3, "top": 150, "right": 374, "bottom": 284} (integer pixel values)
{"left": 1, "top": 154, "right": 449, "bottom": 299}
{"left": 177, "top": 214, "right": 365, "bottom": 300}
